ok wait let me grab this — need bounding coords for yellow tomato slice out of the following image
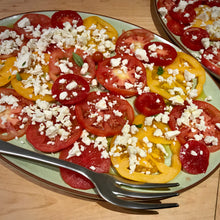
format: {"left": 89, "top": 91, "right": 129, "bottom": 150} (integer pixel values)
{"left": 147, "top": 52, "right": 206, "bottom": 101}
{"left": 83, "top": 16, "right": 118, "bottom": 55}
{"left": 191, "top": 5, "right": 219, "bottom": 41}
{"left": 110, "top": 114, "right": 181, "bottom": 183}
{"left": 0, "top": 57, "right": 18, "bottom": 87}
{"left": 11, "top": 73, "right": 54, "bottom": 102}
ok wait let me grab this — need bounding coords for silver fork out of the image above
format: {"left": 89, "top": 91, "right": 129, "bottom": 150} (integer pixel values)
{"left": 0, "top": 140, "right": 179, "bottom": 210}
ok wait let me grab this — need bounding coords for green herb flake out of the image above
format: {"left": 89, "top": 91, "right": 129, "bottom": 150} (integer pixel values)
{"left": 72, "top": 52, "right": 84, "bottom": 67}
{"left": 135, "top": 124, "right": 142, "bottom": 128}
{"left": 157, "top": 66, "right": 164, "bottom": 75}
{"left": 16, "top": 73, "right": 22, "bottom": 81}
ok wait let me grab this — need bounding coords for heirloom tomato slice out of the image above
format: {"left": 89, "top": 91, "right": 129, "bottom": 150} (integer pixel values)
{"left": 59, "top": 139, "right": 111, "bottom": 190}
{"left": 144, "top": 42, "right": 177, "bottom": 66}
{"left": 110, "top": 114, "right": 182, "bottom": 183}
{"left": 26, "top": 106, "right": 82, "bottom": 153}
{"left": 49, "top": 47, "right": 96, "bottom": 83}
{"left": 14, "top": 14, "right": 52, "bottom": 39}
{"left": 180, "top": 140, "right": 210, "bottom": 174}
{"left": 51, "top": 74, "right": 90, "bottom": 105}
{"left": 115, "top": 29, "right": 154, "bottom": 56}
{"left": 51, "top": 10, "right": 83, "bottom": 28}
{"left": 96, "top": 54, "right": 146, "bottom": 97}
{"left": 134, "top": 92, "right": 166, "bottom": 117}
{"left": 169, "top": 100, "right": 220, "bottom": 153}
{"left": 0, "top": 88, "right": 33, "bottom": 141}
{"left": 75, "top": 92, "right": 134, "bottom": 137}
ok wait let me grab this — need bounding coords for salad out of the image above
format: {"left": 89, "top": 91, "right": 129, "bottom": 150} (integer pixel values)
{"left": 0, "top": 10, "right": 220, "bottom": 190}
{"left": 156, "top": 0, "right": 220, "bottom": 78}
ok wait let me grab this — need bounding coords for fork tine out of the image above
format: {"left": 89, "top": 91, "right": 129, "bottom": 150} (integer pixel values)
{"left": 112, "top": 186, "right": 179, "bottom": 200}
{"left": 105, "top": 195, "right": 179, "bottom": 210}
{"left": 115, "top": 178, "right": 180, "bottom": 189}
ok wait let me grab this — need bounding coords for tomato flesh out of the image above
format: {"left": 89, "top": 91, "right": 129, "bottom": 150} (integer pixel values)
{"left": 134, "top": 92, "right": 166, "bottom": 116}
{"left": 52, "top": 74, "right": 90, "bottom": 105}
{"left": 180, "top": 140, "right": 210, "bottom": 174}
{"left": 96, "top": 54, "right": 146, "bottom": 97}
{"left": 59, "top": 139, "right": 111, "bottom": 190}
{"left": 0, "top": 88, "right": 33, "bottom": 141}
{"left": 75, "top": 92, "right": 134, "bottom": 137}
{"left": 51, "top": 10, "right": 83, "bottom": 28}
{"left": 144, "top": 42, "right": 177, "bottom": 66}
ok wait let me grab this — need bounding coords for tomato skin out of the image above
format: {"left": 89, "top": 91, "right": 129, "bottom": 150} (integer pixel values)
{"left": 92, "top": 51, "right": 104, "bottom": 64}
{"left": 180, "top": 140, "right": 210, "bottom": 174}
{"left": 115, "top": 29, "right": 154, "bottom": 56}
{"left": 144, "top": 42, "right": 177, "bottom": 66}
{"left": 59, "top": 140, "right": 111, "bottom": 190}
{"left": 169, "top": 100, "right": 220, "bottom": 153}
{"left": 96, "top": 54, "right": 146, "bottom": 97}
{"left": 201, "top": 46, "right": 220, "bottom": 76}
{"left": 166, "top": 15, "right": 185, "bottom": 36}
{"left": 51, "top": 10, "right": 83, "bottom": 28}
{"left": 49, "top": 47, "right": 96, "bottom": 83}
{"left": 14, "top": 14, "right": 52, "bottom": 39}
{"left": 134, "top": 92, "right": 166, "bottom": 117}
{"left": 75, "top": 92, "right": 134, "bottom": 137}
{"left": 0, "top": 88, "right": 33, "bottom": 141}
{"left": 157, "top": 0, "right": 176, "bottom": 11}
{"left": 181, "top": 27, "right": 210, "bottom": 51}
{"left": 26, "top": 107, "right": 82, "bottom": 153}
{"left": 51, "top": 74, "right": 90, "bottom": 105}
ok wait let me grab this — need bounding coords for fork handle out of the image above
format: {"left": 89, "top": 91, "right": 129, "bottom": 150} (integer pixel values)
{"left": 0, "top": 140, "right": 95, "bottom": 182}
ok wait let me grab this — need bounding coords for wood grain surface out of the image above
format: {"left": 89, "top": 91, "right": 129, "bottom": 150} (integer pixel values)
{"left": 0, "top": 0, "right": 219, "bottom": 219}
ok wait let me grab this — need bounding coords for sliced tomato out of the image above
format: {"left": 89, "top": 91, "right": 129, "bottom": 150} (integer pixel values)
{"left": 180, "top": 140, "right": 210, "bottom": 174}
{"left": 134, "top": 92, "right": 166, "bottom": 117}
{"left": 49, "top": 47, "right": 96, "bottom": 83}
{"left": 96, "top": 54, "right": 146, "bottom": 97}
{"left": 205, "top": 0, "right": 220, "bottom": 7}
{"left": 59, "top": 139, "right": 111, "bottom": 190}
{"left": 26, "top": 106, "right": 82, "bottom": 153}
{"left": 51, "top": 74, "right": 90, "bottom": 105}
{"left": 166, "top": 14, "right": 185, "bottom": 36}
{"left": 169, "top": 100, "right": 220, "bottom": 153}
{"left": 0, "top": 88, "right": 33, "bottom": 141}
{"left": 181, "top": 27, "right": 210, "bottom": 51}
{"left": 201, "top": 46, "right": 220, "bottom": 76}
{"left": 169, "top": 4, "right": 196, "bottom": 25}
{"left": 157, "top": 0, "right": 176, "bottom": 11}
{"left": 144, "top": 42, "right": 177, "bottom": 66}
{"left": 51, "top": 10, "right": 83, "bottom": 28}
{"left": 115, "top": 29, "right": 154, "bottom": 56}
{"left": 0, "top": 26, "right": 23, "bottom": 59}
{"left": 14, "top": 14, "right": 52, "bottom": 39}
{"left": 75, "top": 92, "right": 134, "bottom": 137}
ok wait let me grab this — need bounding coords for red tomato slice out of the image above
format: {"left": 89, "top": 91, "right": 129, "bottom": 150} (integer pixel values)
{"left": 201, "top": 46, "right": 220, "bottom": 76}
{"left": 75, "top": 92, "right": 134, "bottom": 137}
{"left": 166, "top": 14, "right": 185, "bottom": 36}
{"left": 14, "top": 14, "right": 52, "bottom": 39}
{"left": 26, "top": 107, "right": 82, "bottom": 153}
{"left": 0, "top": 26, "right": 24, "bottom": 59}
{"left": 0, "top": 88, "right": 33, "bottom": 141}
{"left": 180, "top": 140, "right": 210, "bottom": 174}
{"left": 115, "top": 29, "right": 154, "bottom": 56}
{"left": 51, "top": 74, "right": 90, "bottom": 105}
{"left": 181, "top": 27, "right": 210, "bottom": 51}
{"left": 134, "top": 92, "right": 166, "bottom": 116}
{"left": 51, "top": 10, "right": 83, "bottom": 28}
{"left": 59, "top": 139, "right": 111, "bottom": 190}
{"left": 96, "top": 54, "right": 146, "bottom": 97}
{"left": 144, "top": 42, "right": 177, "bottom": 66}
{"left": 169, "top": 100, "right": 220, "bottom": 153}
{"left": 169, "top": 5, "right": 196, "bottom": 25}
{"left": 49, "top": 47, "right": 96, "bottom": 83}
{"left": 157, "top": 0, "right": 176, "bottom": 11}
{"left": 205, "top": 0, "right": 220, "bottom": 6}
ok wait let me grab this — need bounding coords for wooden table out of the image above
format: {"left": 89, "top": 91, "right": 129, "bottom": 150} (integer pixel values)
{"left": 0, "top": 0, "right": 219, "bottom": 219}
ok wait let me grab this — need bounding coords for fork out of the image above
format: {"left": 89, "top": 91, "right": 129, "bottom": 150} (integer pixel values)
{"left": 0, "top": 140, "right": 180, "bottom": 210}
